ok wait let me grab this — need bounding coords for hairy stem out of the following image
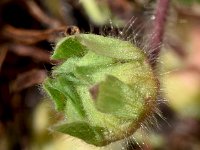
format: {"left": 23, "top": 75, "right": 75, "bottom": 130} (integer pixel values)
{"left": 149, "top": 0, "right": 170, "bottom": 69}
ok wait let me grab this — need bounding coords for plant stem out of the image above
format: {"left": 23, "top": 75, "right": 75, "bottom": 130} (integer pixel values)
{"left": 149, "top": 0, "right": 170, "bottom": 69}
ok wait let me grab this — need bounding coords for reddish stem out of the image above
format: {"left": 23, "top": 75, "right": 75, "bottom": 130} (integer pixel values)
{"left": 149, "top": 0, "right": 170, "bottom": 68}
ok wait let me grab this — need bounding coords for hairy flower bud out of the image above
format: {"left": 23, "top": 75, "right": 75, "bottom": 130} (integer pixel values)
{"left": 43, "top": 34, "right": 158, "bottom": 146}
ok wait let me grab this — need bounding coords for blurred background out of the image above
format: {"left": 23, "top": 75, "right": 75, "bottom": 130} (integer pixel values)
{"left": 0, "top": 0, "right": 200, "bottom": 149}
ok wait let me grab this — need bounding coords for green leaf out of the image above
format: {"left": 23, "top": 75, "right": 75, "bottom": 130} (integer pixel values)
{"left": 53, "top": 121, "right": 106, "bottom": 146}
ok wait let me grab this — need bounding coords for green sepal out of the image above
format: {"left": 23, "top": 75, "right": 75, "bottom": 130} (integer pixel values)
{"left": 51, "top": 34, "right": 144, "bottom": 60}
{"left": 95, "top": 75, "right": 144, "bottom": 120}
{"left": 43, "top": 74, "right": 86, "bottom": 119}
{"left": 76, "top": 51, "right": 113, "bottom": 67}
{"left": 43, "top": 78, "right": 66, "bottom": 111}
{"left": 65, "top": 100, "right": 85, "bottom": 122}
{"left": 53, "top": 121, "right": 107, "bottom": 146}
{"left": 76, "top": 34, "right": 144, "bottom": 60}
{"left": 51, "top": 37, "right": 87, "bottom": 60}
{"left": 55, "top": 75, "right": 86, "bottom": 119}
{"left": 52, "top": 57, "right": 80, "bottom": 75}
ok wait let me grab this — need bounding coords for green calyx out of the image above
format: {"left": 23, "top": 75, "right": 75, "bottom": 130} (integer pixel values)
{"left": 43, "top": 34, "right": 158, "bottom": 146}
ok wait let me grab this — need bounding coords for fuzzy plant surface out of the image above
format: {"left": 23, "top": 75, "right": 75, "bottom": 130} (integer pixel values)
{"left": 43, "top": 33, "right": 159, "bottom": 146}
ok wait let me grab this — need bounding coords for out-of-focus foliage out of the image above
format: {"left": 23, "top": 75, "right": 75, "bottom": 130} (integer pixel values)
{"left": 80, "top": 0, "right": 111, "bottom": 25}
{"left": 160, "top": 14, "right": 200, "bottom": 119}
{"left": 178, "top": 0, "right": 200, "bottom": 5}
